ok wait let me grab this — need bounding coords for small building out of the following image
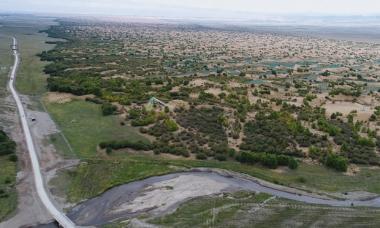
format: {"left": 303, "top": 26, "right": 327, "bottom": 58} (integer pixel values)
{"left": 148, "top": 97, "right": 167, "bottom": 107}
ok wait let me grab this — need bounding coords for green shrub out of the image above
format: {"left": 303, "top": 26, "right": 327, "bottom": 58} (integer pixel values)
{"left": 8, "top": 154, "right": 18, "bottom": 162}
{"left": 288, "top": 157, "right": 298, "bottom": 169}
{"left": 131, "top": 115, "right": 156, "bottom": 126}
{"left": 128, "top": 108, "right": 141, "bottom": 119}
{"left": 228, "top": 148, "right": 236, "bottom": 158}
{"left": 153, "top": 144, "right": 189, "bottom": 157}
{"left": 163, "top": 118, "right": 179, "bottom": 132}
{"left": 238, "top": 151, "right": 261, "bottom": 164}
{"left": 105, "top": 147, "right": 112, "bottom": 154}
{"left": 215, "top": 154, "right": 227, "bottom": 161}
{"left": 260, "top": 153, "right": 278, "bottom": 169}
{"left": 277, "top": 155, "right": 290, "bottom": 166}
{"left": 196, "top": 153, "right": 207, "bottom": 160}
{"left": 0, "top": 130, "right": 16, "bottom": 156}
{"left": 325, "top": 153, "right": 348, "bottom": 172}
{"left": 240, "top": 111, "right": 322, "bottom": 156}
{"left": 101, "top": 102, "right": 117, "bottom": 116}
{"left": 309, "top": 146, "right": 323, "bottom": 160}
{"left": 238, "top": 151, "right": 297, "bottom": 170}
{"left": 130, "top": 109, "right": 157, "bottom": 126}
{"left": 297, "top": 177, "right": 306, "bottom": 183}
{"left": 99, "top": 140, "right": 153, "bottom": 151}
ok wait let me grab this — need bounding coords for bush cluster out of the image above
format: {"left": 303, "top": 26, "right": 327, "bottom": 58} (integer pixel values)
{"left": 331, "top": 120, "right": 378, "bottom": 165}
{"left": 0, "top": 130, "right": 16, "bottom": 156}
{"left": 153, "top": 142, "right": 190, "bottom": 157}
{"left": 324, "top": 153, "right": 348, "bottom": 172}
{"left": 99, "top": 140, "right": 153, "bottom": 151}
{"left": 101, "top": 102, "right": 118, "bottom": 116}
{"left": 176, "top": 107, "right": 227, "bottom": 147}
{"left": 237, "top": 151, "right": 298, "bottom": 169}
{"left": 240, "top": 111, "right": 323, "bottom": 156}
{"left": 129, "top": 108, "right": 159, "bottom": 126}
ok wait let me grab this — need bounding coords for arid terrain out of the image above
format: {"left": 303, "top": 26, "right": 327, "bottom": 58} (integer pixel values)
{"left": 2, "top": 14, "right": 380, "bottom": 227}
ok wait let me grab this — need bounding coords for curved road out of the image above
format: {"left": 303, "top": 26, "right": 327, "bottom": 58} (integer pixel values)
{"left": 8, "top": 37, "right": 76, "bottom": 228}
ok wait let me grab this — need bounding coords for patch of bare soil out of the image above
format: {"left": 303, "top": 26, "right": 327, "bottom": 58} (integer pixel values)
{"left": 189, "top": 78, "right": 213, "bottom": 87}
{"left": 114, "top": 175, "right": 229, "bottom": 214}
{"left": 273, "top": 167, "right": 289, "bottom": 174}
{"left": 189, "top": 92, "right": 199, "bottom": 99}
{"left": 345, "top": 164, "right": 360, "bottom": 176}
{"left": 229, "top": 81, "right": 246, "bottom": 88}
{"left": 166, "top": 100, "right": 190, "bottom": 111}
{"left": 205, "top": 87, "right": 223, "bottom": 96}
{"left": 45, "top": 92, "right": 74, "bottom": 104}
{"left": 323, "top": 101, "right": 372, "bottom": 121}
{"left": 45, "top": 92, "right": 94, "bottom": 104}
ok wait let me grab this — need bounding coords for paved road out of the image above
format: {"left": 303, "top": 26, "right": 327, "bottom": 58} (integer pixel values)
{"left": 8, "top": 37, "right": 76, "bottom": 228}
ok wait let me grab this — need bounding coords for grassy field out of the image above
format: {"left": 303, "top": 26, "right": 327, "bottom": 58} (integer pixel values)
{"left": 44, "top": 99, "right": 149, "bottom": 158}
{"left": 0, "top": 29, "right": 18, "bottom": 222}
{"left": 168, "top": 158, "right": 380, "bottom": 194}
{"left": 46, "top": 132, "right": 76, "bottom": 159}
{"left": 16, "top": 32, "right": 55, "bottom": 95}
{"left": 0, "top": 156, "right": 17, "bottom": 222}
{"left": 259, "top": 200, "right": 380, "bottom": 228}
{"left": 0, "top": 36, "right": 13, "bottom": 89}
{"left": 0, "top": 15, "right": 58, "bottom": 95}
{"left": 146, "top": 193, "right": 380, "bottom": 228}
{"left": 55, "top": 153, "right": 380, "bottom": 203}
{"left": 149, "top": 191, "right": 271, "bottom": 227}
{"left": 51, "top": 156, "right": 176, "bottom": 202}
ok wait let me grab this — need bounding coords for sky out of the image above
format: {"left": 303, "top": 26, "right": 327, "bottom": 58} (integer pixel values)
{"left": 1, "top": 0, "right": 380, "bottom": 18}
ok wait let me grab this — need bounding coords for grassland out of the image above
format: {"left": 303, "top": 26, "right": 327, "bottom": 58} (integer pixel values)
{"left": 0, "top": 15, "right": 59, "bottom": 95}
{"left": 0, "top": 157, "right": 17, "bottom": 221}
{"left": 149, "top": 191, "right": 271, "bottom": 227}
{"left": 0, "top": 36, "right": 13, "bottom": 88}
{"left": 147, "top": 193, "right": 380, "bottom": 228}
{"left": 165, "top": 157, "right": 380, "bottom": 194}
{"left": 44, "top": 99, "right": 148, "bottom": 158}
{"left": 16, "top": 32, "right": 56, "bottom": 95}
{"left": 55, "top": 152, "right": 380, "bottom": 203}
{"left": 46, "top": 132, "right": 76, "bottom": 159}
{"left": 0, "top": 32, "right": 18, "bottom": 222}
{"left": 52, "top": 156, "right": 176, "bottom": 202}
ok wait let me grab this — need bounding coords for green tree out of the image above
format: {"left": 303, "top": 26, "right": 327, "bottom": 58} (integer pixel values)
{"left": 164, "top": 118, "right": 179, "bottom": 132}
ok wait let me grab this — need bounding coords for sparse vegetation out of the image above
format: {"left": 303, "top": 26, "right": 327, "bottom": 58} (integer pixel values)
{"left": 39, "top": 19, "right": 380, "bottom": 227}
{"left": 0, "top": 131, "right": 17, "bottom": 221}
